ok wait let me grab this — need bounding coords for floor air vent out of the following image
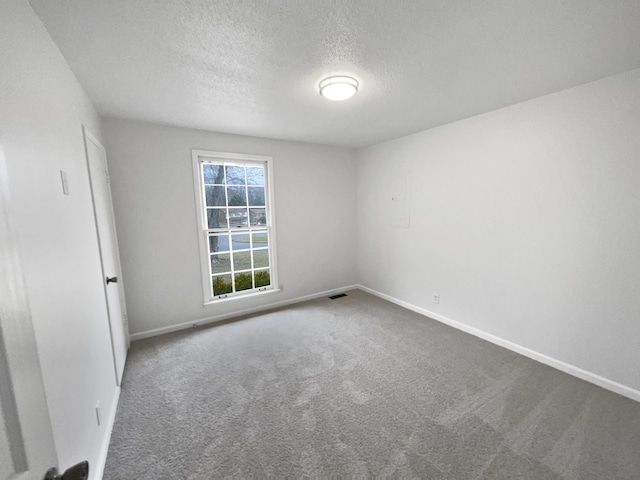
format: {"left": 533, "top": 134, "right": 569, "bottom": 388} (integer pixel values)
{"left": 328, "top": 293, "right": 348, "bottom": 300}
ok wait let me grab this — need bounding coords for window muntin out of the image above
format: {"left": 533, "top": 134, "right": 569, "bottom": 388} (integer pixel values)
{"left": 193, "top": 151, "right": 275, "bottom": 301}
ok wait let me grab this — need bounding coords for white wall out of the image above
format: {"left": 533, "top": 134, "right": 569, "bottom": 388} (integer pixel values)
{"left": 0, "top": 0, "right": 119, "bottom": 476}
{"left": 102, "top": 118, "right": 358, "bottom": 336}
{"left": 357, "top": 68, "right": 640, "bottom": 394}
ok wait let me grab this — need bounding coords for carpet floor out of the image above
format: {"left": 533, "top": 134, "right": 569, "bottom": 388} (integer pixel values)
{"left": 103, "top": 289, "right": 640, "bottom": 479}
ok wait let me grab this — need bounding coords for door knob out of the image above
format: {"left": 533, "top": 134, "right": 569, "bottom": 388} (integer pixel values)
{"left": 44, "top": 461, "right": 89, "bottom": 480}
{"left": 106, "top": 276, "right": 118, "bottom": 284}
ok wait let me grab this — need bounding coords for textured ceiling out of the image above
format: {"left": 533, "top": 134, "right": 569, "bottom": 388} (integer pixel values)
{"left": 29, "top": 0, "right": 640, "bottom": 148}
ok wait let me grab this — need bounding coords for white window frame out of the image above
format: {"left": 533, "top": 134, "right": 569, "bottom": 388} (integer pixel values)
{"left": 192, "top": 149, "right": 278, "bottom": 304}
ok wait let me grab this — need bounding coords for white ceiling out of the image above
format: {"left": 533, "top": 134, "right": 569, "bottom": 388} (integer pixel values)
{"left": 29, "top": 0, "right": 640, "bottom": 148}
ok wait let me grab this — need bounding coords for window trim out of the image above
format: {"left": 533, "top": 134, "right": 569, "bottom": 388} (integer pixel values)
{"left": 191, "top": 149, "right": 278, "bottom": 304}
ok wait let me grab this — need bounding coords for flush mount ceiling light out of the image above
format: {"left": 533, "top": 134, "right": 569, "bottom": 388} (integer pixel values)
{"left": 319, "top": 75, "right": 359, "bottom": 101}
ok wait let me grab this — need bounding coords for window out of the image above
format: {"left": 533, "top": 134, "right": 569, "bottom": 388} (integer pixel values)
{"left": 192, "top": 150, "right": 277, "bottom": 302}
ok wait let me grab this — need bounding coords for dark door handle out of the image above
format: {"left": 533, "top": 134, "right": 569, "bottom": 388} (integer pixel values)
{"left": 106, "top": 276, "right": 118, "bottom": 284}
{"left": 44, "top": 461, "right": 89, "bottom": 480}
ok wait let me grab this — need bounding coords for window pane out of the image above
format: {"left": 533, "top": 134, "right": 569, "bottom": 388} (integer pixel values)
{"left": 250, "top": 208, "right": 266, "bottom": 226}
{"left": 248, "top": 186, "right": 265, "bottom": 206}
{"left": 207, "top": 209, "right": 228, "bottom": 229}
{"left": 227, "top": 186, "right": 247, "bottom": 206}
{"left": 252, "top": 232, "right": 268, "bottom": 248}
{"left": 198, "top": 155, "right": 274, "bottom": 302}
{"left": 228, "top": 208, "right": 248, "bottom": 228}
{"left": 225, "top": 166, "right": 245, "bottom": 185}
{"left": 254, "top": 269, "right": 271, "bottom": 288}
{"left": 253, "top": 249, "right": 269, "bottom": 268}
{"left": 205, "top": 185, "right": 226, "bottom": 206}
{"left": 212, "top": 274, "right": 232, "bottom": 295}
{"left": 246, "top": 166, "right": 264, "bottom": 185}
{"left": 211, "top": 253, "right": 231, "bottom": 274}
{"left": 203, "top": 164, "right": 224, "bottom": 184}
{"left": 233, "top": 251, "right": 252, "bottom": 271}
{"left": 235, "top": 272, "right": 253, "bottom": 291}
{"left": 232, "top": 233, "right": 250, "bottom": 250}
{"left": 209, "top": 234, "right": 230, "bottom": 253}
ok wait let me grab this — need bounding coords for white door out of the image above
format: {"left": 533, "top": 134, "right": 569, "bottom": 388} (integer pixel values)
{"left": 83, "top": 128, "right": 128, "bottom": 386}
{"left": 0, "top": 144, "right": 58, "bottom": 479}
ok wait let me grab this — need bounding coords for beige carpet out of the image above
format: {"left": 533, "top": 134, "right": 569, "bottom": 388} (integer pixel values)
{"left": 104, "top": 289, "right": 640, "bottom": 479}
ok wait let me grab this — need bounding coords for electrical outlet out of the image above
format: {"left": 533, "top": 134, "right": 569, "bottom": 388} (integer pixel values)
{"left": 433, "top": 293, "right": 440, "bottom": 304}
{"left": 95, "top": 401, "right": 101, "bottom": 426}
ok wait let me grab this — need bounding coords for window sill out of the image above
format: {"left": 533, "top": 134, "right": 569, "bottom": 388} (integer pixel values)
{"left": 203, "top": 287, "right": 281, "bottom": 306}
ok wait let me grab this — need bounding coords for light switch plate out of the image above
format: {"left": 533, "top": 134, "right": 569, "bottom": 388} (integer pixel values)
{"left": 60, "top": 170, "right": 70, "bottom": 195}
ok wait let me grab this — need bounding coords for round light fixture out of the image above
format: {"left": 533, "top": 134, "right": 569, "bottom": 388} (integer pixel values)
{"left": 319, "top": 75, "right": 359, "bottom": 101}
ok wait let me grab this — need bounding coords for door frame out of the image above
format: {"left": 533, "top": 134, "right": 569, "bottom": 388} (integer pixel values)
{"left": 0, "top": 141, "right": 58, "bottom": 479}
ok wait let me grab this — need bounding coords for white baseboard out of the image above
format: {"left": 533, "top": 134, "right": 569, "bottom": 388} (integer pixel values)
{"left": 357, "top": 284, "right": 640, "bottom": 404}
{"left": 93, "top": 385, "right": 121, "bottom": 480}
{"left": 129, "top": 285, "right": 359, "bottom": 341}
